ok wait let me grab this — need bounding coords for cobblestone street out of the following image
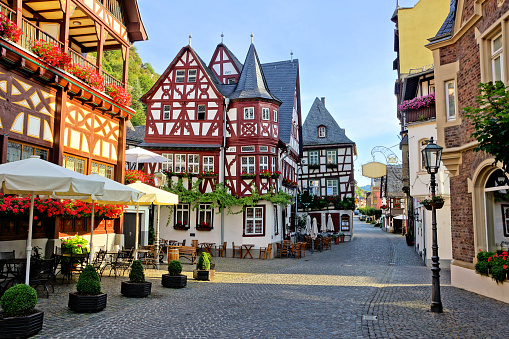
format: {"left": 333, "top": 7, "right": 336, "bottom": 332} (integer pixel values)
{"left": 34, "top": 217, "right": 509, "bottom": 338}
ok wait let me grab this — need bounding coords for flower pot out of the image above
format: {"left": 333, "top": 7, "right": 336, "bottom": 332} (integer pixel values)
{"left": 335, "top": 237, "right": 340, "bottom": 245}
{"left": 340, "top": 236, "right": 345, "bottom": 243}
{"left": 193, "top": 269, "right": 215, "bottom": 281}
{"left": 162, "top": 274, "right": 187, "bottom": 288}
{"left": 68, "top": 292, "right": 107, "bottom": 313}
{"left": 424, "top": 204, "right": 433, "bottom": 211}
{"left": 0, "top": 310, "right": 44, "bottom": 339}
{"left": 405, "top": 234, "right": 414, "bottom": 246}
{"left": 432, "top": 201, "right": 444, "bottom": 209}
{"left": 121, "top": 281, "right": 152, "bottom": 298}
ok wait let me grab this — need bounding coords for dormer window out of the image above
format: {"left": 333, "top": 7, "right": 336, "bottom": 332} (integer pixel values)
{"left": 318, "top": 126, "right": 326, "bottom": 138}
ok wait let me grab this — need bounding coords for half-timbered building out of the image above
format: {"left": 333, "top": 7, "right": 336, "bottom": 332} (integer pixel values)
{"left": 0, "top": 0, "right": 147, "bottom": 256}
{"left": 139, "top": 41, "right": 301, "bottom": 257}
{"left": 298, "top": 97, "right": 356, "bottom": 238}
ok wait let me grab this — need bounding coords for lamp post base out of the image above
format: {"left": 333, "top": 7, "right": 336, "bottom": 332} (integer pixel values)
{"left": 430, "top": 301, "right": 443, "bottom": 313}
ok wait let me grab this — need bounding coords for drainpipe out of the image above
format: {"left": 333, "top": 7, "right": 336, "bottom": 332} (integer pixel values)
{"left": 279, "top": 144, "right": 291, "bottom": 241}
{"left": 220, "top": 98, "right": 230, "bottom": 245}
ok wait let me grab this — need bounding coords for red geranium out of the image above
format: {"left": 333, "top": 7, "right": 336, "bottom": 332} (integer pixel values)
{"left": 106, "top": 83, "right": 132, "bottom": 107}
{"left": 30, "top": 40, "right": 71, "bottom": 68}
{"left": 67, "top": 63, "right": 104, "bottom": 91}
{"left": 0, "top": 12, "right": 21, "bottom": 43}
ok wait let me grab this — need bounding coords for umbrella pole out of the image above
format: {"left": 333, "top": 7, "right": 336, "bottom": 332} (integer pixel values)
{"left": 155, "top": 205, "right": 160, "bottom": 266}
{"left": 135, "top": 204, "right": 140, "bottom": 259}
{"left": 25, "top": 193, "right": 35, "bottom": 285}
{"left": 88, "top": 202, "right": 95, "bottom": 265}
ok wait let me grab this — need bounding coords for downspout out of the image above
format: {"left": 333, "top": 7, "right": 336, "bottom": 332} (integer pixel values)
{"left": 220, "top": 98, "right": 230, "bottom": 245}
{"left": 279, "top": 144, "right": 291, "bottom": 240}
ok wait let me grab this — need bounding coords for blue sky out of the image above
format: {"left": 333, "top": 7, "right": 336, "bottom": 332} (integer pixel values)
{"left": 135, "top": 0, "right": 422, "bottom": 187}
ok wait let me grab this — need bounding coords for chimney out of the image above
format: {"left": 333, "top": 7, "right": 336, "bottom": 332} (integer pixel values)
{"left": 320, "top": 97, "right": 325, "bottom": 106}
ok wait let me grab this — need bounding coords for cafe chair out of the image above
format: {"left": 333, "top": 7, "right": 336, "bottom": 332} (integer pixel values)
{"left": 276, "top": 243, "right": 289, "bottom": 258}
{"left": 291, "top": 243, "right": 301, "bottom": 259}
{"left": 259, "top": 243, "right": 272, "bottom": 259}
{"left": 30, "top": 259, "right": 56, "bottom": 298}
{"left": 298, "top": 242, "right": 306, "bottom": 258}
{"left": 232, "top": 242, "right": 242, "bottom": 258}
{"left": 214, "top": 242, "right": 226, "bottom": 258}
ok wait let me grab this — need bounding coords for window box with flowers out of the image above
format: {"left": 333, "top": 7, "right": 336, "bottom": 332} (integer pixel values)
{"left": 271, "top": 171, "right": 281, "bottom": 179}
{"left": 175, "top": 171, "right": 193, "bottom": 178}
{"left": 326, "top": 163, "right": 337, "bottom": 169}
{"left": 380, "top": 204, "right": 388, "bottom": 210}
{"left": 260, "top": 169, "right": 272, "bottom": 179}
{"left": 197, "top": 170, "right": 218, "bottom": 178}
{"left": 240, "top": 172, "right": 256, "bottom": 179}
{"left": 308, "top": 164, "right": 320, "bottom": 170}
{"left": 67, "top": 63, "right": 104, "bottom": 91}
{"left": 125, "top": 170, "right": 155, "bottom": 186}
{"left": 173, "top": 221, "right": 189, "bottom": 231}
{"left": 475, "top": 250, "right": 509, "bottom": 284}
{"left": 106, "top": 84, "right": 132, "bottom": 107}
{"left": 31, "top": 40, "right": 71, "bottom": 69}
{"left": 196, "top": 222, "right": 213, "bottom": 231}
{"left": 282, "top": 178, "right": 298, "bottom": 187}
{"left": 0, "top": 12, "right": 21, "bottom": 43}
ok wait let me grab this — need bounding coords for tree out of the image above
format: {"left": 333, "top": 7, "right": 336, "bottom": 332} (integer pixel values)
{"left": 464, "top": 81, "right": 509, "bottom": 174}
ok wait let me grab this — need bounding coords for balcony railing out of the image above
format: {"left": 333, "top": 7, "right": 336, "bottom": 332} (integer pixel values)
{"left": 405, "top": 105, "right": 436, "bottom": 124}
{"left": 21, "top": 18, "right": 63, "bottom": 52}
{"left": 102, "top": 69, "right": 123, "bottom": 88}
{"left": 68, "top": 48, "right": 98, "bottom": 72}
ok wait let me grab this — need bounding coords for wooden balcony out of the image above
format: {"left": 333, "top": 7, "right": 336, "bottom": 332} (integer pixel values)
{"left": 405, "top": 104, "right": 436, "bottom": 124}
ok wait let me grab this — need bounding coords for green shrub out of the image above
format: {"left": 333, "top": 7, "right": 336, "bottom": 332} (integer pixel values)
{"left": 475, "top": 261, "right": 490, "bottom": 276}
{"left": 196, "top": 252, "right": 210, "bottom": 270}
{"left": 0, "top": 284, "right": 37, "bottom": 317}
{"left": 168, "top": 260, "right": 182, "bottom": 276}
{"left": 129, "top": 260, "right": 145, "bottom": 283}
{"left": 477, "top": 250, "right": 495, "bottom": 263}
{"left": 76, "top": 265, "right": 101, "bottom": 295}
{"left": 491, "top": 265, "right": 506, "bottom": 284}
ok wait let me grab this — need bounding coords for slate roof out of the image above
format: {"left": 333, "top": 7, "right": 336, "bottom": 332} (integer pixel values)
{"left": 229, "top": 44, "right": 280, "bottom": 102}
{"left": 126, "top": 124, "right": 145, "bottom": 144}
{"left": 432, "top": 0, "right": 457, "bottom": 40}
{"left": 261, "top": 60, "right": 299, "bottom": 144}
{"left": 302, "top": 98, "right": 354, "bottom": 146}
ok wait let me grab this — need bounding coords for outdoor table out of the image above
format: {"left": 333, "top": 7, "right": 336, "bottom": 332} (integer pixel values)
{"left": 200, "top": 243, "right": 215, "bottom": 255}
{"left": 242, "top": 244, "right": 255, "bottom": 259}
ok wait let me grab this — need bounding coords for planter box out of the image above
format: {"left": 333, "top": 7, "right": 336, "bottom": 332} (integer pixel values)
{"left": 196, "top": 225, "right": 213, "bottom": 231}
{"left": 193, "top": 269, "right": 215, "bottom": 281}
{"left": 173, "top": 225, "right": 190, "bottom": 231}
{"left": 68, "top": 292, "right": 107, "bottom": 313}
{"left": 121, "top": 281, "right": 152, "bottom": 298}
{"left": 0, "top": 310, "right": 43, "bottom": 339}
{"left": 162, "top": 274, "right": 187, "bottom": 288}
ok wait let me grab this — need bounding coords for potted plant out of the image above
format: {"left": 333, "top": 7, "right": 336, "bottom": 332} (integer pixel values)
{"left": 68, "top": 265, "right": 107, "bottom": 313}
{"left": 121, "top": 260, "right": 152, "bottom": 298}
{"left": 193, "top": 252, "right": 215, "bottom": 281}
{"left": 240, "top": 172, "right": 256, "bottom": 179}
{"left": 420, "top": 198, "right": 432, "bottom": 211}
{"left": 338, "top": 232, "right": 345, "bottom": 243}
{"left": 0, "top": 284, "right": 43, "bottom": 338}
{"left": 162, "top": 260, "right": 187, "bottom": 288}
{"left": 333, "top": 234, "right": 340, "bottom": 245}
{"left": 430, "top": 195, "right": 445, "bottom": 209}
{"left": 405, "top": 227, "right": 414, "bottom": 246}
{"left": 271, "top": 171, "right": 281, "bottom": 179}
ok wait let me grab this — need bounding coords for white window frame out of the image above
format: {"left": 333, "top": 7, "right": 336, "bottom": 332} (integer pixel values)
{"left": 244, "top": 206, "right": 264, "bottom": 235}
{"left": 244, "top": 107, "right": 254, "bottom": 120}
{"left": 197, "top": 203, "right": 213, "bottom": 226}
{"left": 419, "top": 140, "right": 427, "bottom": 171}
{"left": 175, "top": 70, "right": 185, "bottom": 83}
{"left": 259, "top": 146, "right": 268, "bottom": 152}
{"left": 309, "top": 179, "right": 320, "bottom": 196}
{"left": 188, "top": 69, "right": 197, "bottom": 82}
{"left": 327, "top": 179, "right": 338, "bottom": 195}
{"left": 259, "top": 156, "right": 269, "bottom": 171}
{"left": 273, "top": 110, "right": 278, "bottom": 122}
{"left": 309, "top": 151, "right": 319, "bottom": 165}
{"left": 163, "top": 105, "right": 171, "bottom": 120}
{"left": 262, "top": 107, "right": 270, "bottom": 120}
{"left": 271, "top": 157, "right": 276, "bottom": 172}
{"left": 162, "top": 153, "right": 173, "bottom": 172}
{"left": 241, "top": 156, "right": 255, "bottom": 174}
{"left": 318, "top": 126, "right": 326, "bottom": 138}
{"left": 175, "top": 154, "right": 186, "bottom": 173}
{"left": 203, "top": 156, "right": 214, "bottom": 172}
{"left": 445, "top": 80, "right": 456, "bottom": 121}
{"left": 326, "top": 150, "right": 337, "bottom": 164}
{"left": 175, "top": 204, "right": 190, "bottom": 226}
{"left": 491, "top": 32, "right": 504, "bottom": 82}
{"left": 188, "top": 154, "right": 199, "bottom": 174}
{"left": 197, "top": 104, "right": 206, "bottom": 120}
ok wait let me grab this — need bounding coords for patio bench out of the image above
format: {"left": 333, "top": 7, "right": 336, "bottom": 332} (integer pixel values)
{"left": 178, "top": 246, "right": 197, "bottom": 264}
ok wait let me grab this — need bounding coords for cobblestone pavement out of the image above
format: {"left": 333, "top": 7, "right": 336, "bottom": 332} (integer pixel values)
{"left": 32, "top": 217, "right": 509, "bottom": 338}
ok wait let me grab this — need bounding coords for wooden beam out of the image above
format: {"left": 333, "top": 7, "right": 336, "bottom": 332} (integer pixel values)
{"left": 60, "top": 0, "right": 70, "bottom": 53}
{"left": 29, "top": 66, "right": 45, "bottom": 79}
{"left": 13, "top": 0, "right": 21, "bottom": 28}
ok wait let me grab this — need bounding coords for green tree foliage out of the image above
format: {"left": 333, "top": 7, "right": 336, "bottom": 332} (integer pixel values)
{"left": 464, "top": 81, "right": 509, "bottom": 174}
{"left": 101, "top": 47, "right": 159, "bottom": 126}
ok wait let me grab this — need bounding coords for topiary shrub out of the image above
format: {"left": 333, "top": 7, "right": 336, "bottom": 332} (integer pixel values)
{"left": 196, "top": 252, "right": 210, "bottom": 270}
{"left": 129, "top": 260, "right": 145, "bottom": 283}
{"left": 76, "top": 265, "right": 101, "bottom": 295}
{"left": 168, "top": 260, "right": 182, "bottom": 276}
{"left": 0, "top": 284, "right": 37, "bottom": 317}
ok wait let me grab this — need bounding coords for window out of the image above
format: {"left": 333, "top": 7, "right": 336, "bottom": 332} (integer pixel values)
{"left": 6, "top": 141, "right": 48, "bottom": 163}
{"left": 91, "top": 161, "right": 114, "bottom": 179}
{"left": 197, "top": 105, "right": 206, "bottom": 120}
{"left": 203, "top": 156, "right": 214, "bottom": 172}
{"left": 188, "top": 69, "right": 197, "bottom": 82}
{"left": 326, "top": 150, "right": 337, "bottom": 164}
{"left": 445, "top": 81, "right": 456, "bottom": 120}
{"left": 492, "top": 33, "right": 503, "bottom": 82}
{"left": 188, "top": 154, "right": 199, "bottom": 173}
{"left": 270, "top": 147, "right": 276, "bottom": 153}
{"left": 262, "top": 108, "right": 270, "bottom": 120}
{"left": 309, "top": 180, "right": 320, "bottom": 195}
{"left": 175, "top": 70, "right": 185, "bottom": 83}
{"left": 273, "top": 110, "right": 278, "bottom": 122}
{"left": 228, "top": 78, "right": 236, "bottom": 84}
{"left": 175, "top": 204, "right": 190, "bottom": 226}
{"left": 309, "top": 151, "right": 319, "bottom": 165}
{"left": 197, "top": 203, "right": 213, "bottom": 226}
{"left": 163, "top": 105, "right": 171, "bottom": 120}
{"left": 175, "top": 154, "right": 186, "bottom": 173}
{"left": 244, "top": 206, "right": 264, "bottom": 236}
{"left": 241, "top": 146, "right": 255, "bottom": 152}
{"left": 419, "top": 140, "right": 427, "bottom": 171}
{"left": 241, "top": 156, "right": 255, "bottom": 174}
{"left": 162, "top": 153, "right": 173, "bottom": 172}
{"left": 318, "top": 126, "right": 326, "bottom": 138}
{"left": 327, "top": 179, "right": 338, "bottom": 195}
{"left": 259, "top": 156, "right": 268, "bottom": 171}
{"left": 259, "top": 146, "right": 268, "bottom": 152}
{"left": 63, "top": 155, "right": 86, "bottom": 174}
{"left": 271, "top": 157, "right": 276, "bottom": 172}
{"left": 244, "top": 107, "right": 254, "bottom": 120}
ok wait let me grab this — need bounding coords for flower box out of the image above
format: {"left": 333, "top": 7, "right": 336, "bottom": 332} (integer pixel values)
{"left": 67, "top": 63, "right": 104, "bottom": 91}
{"left": 196, "top": 223, "right": 213, "bottom": 231}
{"left": 0, "top": 12, "right": 21, "bottom": 43}
{"left": 162, "top": 274, "right": 187, "bottom": 288}
{"left": 241, "top": 173, "right": 256, "bottom": 179}
{"left": 31, "top": 40, "right": 71, "bottom": 68}
{"left": 326, "top": 163, "right": 337, "bottom": 169}
{"left": 106, "top": 84, "right": 132, "bottom": 107}
{"left": 308, "top": 164, "right": 320, "bottom": 170}
{"left": 173, "top": 223, "right": 189, "bottom": 231}
{"left": 68, "top": 292, "right": 107, "bottom": 313}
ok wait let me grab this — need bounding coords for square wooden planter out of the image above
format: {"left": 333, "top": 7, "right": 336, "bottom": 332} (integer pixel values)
{"left": 193, "top": 269, "right": 215, "bottom": 281}
{"left": 162, "top": 274, "right": 187, "bottom": 288}
{"left": 68, "top": 292, "right": 107, "bottom": 313}
{"left": 120, "top": 281, "right": 152, "bottom": 298}
{"left": 0, "top": 310, "right": 44, "bottom": 339}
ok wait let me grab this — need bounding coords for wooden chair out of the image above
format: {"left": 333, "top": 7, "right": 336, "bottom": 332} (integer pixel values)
{"left": 214, "top": 242, "right": 226, "bottom": 258}
{"left": 232, "top": 242, "right": 242, "bottom": 258}
{"left": 305, "top": 236, "right": 312, "bottom": 250}
{"left": 276, "top": 243, "right": 289, "bottom": 258}
{"left": 324, "top": 237, "right": 332, "bottom": 250}
{"left": 298, "top": 242, "right": 306, "bottom": 258}
{"left": 259, "top": 243, "right": 272, "bottom": 259}
{"left": 291, "top": 243, "right": 301, "bottom": 258}
{"left": 191, "top": 240, "right": 199, "bottom": 248}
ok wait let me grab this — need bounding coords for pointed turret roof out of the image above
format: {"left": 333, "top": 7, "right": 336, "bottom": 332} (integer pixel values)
{"left": 302, "top": 98, "right": 354, "bottom": 146}
{"left": 229, "top": 44, "right": 280, "bottom": 102}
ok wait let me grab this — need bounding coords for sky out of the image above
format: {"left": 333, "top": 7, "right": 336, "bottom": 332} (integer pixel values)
{"left": 134, "top": 0, "right": 423, "bottom": 187}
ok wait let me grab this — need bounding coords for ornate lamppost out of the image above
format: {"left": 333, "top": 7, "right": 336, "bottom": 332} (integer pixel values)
{"left": 421, "top": 137, "right": 443, "bottom": 313}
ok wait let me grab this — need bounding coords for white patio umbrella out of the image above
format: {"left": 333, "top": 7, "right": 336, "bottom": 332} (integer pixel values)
{"left": 327, "top": 214, "right": 334, "bottom": 232}
{"left": 306, "top": 214, "right": 312, "bottom": 235}
{"left": 125, "top": 147, "right": 168, "bottom": 170}
{"left": 0, "top": 156, "right": 105, "bottom": 284}
{"left": 312, "top": 217, "right": 318, "bottom": 239}
{"left": 127, "top": 181, "right": 178, "bottom": 259}
{"left": 321, "top": 213, "right": 326, "bottom": 234}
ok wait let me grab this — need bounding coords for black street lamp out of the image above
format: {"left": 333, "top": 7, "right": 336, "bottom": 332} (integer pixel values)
{"left": 421, "top": 137, "right": 443, "bottom": 313}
